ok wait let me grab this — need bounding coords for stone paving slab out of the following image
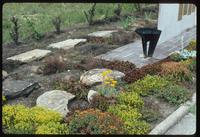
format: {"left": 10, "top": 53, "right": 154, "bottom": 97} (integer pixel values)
{"left": 88, "top": 30, "right": 118, "bottom": 38}
{"left": 3, "top": 79, "right": 40, "bottom": 99}
{"left": 48, "top": 39, "right": 87, "bottom": 50}
{"left": 165, "top": 113, "right": 196, "bottom": 135}
{"left": 7, "top": 49, "right": 51, "bottom": 63}
{"left": 97, "top": 26, "right": 196, "bottom": 68}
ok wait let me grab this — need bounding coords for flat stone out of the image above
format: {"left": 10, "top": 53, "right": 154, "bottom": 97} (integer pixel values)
{"left": 3, "top": 79, "right": 40, "bottom": 99}
{"left": 80, "top": 68, "right": 125, "bottom": 86}
{"left": 36, "top": 90, "right": 75, "bottom": 117}
{"left": 7, "top": 49, "right": 51, "bottom": 63}
{"left": 87, "top": 90, "right": 99, "bottom": 103}
{"left": 2, "top": 70, "right": 8, "bottom": 80}
{"left": 48, "top": 39, "right": 87, "bottom": 50}
{"left": 88, "top": 30, "right": 118, "bottom": 38}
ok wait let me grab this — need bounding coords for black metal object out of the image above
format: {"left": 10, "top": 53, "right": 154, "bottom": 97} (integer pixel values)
{"left": 135, "top": 27, "right": 161, "bottom": 57}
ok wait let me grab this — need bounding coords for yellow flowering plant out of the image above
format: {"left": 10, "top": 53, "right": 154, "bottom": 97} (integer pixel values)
{"left": 96, "top": 70, "right": 120, "bottom": 97}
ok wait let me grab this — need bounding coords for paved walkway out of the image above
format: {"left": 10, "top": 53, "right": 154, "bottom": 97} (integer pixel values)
{"left": 97, "top": 26, "right": 196, "bottom": 68}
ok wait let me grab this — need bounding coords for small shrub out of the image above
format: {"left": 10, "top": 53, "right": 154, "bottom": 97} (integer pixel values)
{"left": 2, "top": 96, "right": 6, "bottom": 105}
{"left": 42, "top": 56, "right": 66, "bottom": 75}
{"left": 52, "top": 16, "right": 62, "bottom": 34}
{"left": 123, "top": 63, "right": 162, "bottom": 84}
{"left": 52, "top": 78, "right": 89, "bottom": 100}
{"left": 121, "top": 16, "right": 135, "bottom": 30}
{"left": 2, "top": 104, "right": 66, "bottom": 134}
{"left": 181, "top": 58, "right": 196, "bottom": 72}
{"left": 128, "top": 75, "right": 169, "bottom": 96}
{"left": 157, "top": 84, "right": 192, "bottom": 105}
{"left": 36, "top": 122, "right": 69, "bottom": 134}
{"left": 108, "top": 104, "right": 150, "bottom": 134}
{"left": 77, "top": 58, "right": 136, "bottom": 73}
{"left": 169, "top": 52, "right": 184, "bottom": 62}
{"left": 186, "top": 40, "right": 196, "bottom": 51}
{"left": 89, "top": 95, "right": 117, "bottom": 111}
{"left": 114, "top": 4, "right": 122, "bottom": 17}
{"left": 141, "top": 109, "right": 161, "bottom": 123}
{"left": 25, "top": 16, "right": 43, "bottom": 40}
{"left": 116, "top": 92, "right": 144, "bottom": 109}
{"left": 84, "top": 3, "right": 96, "bottom": 25}
{"left": 123, "top": 68, "right": 146, "bottom": 83}
{"left": 159, "top": 61, "right": 192, "bottom": 82}
{"left": 68, "top": 109, "right": 126, "bottom": 134}
{"left": 9, "top": 16, "right": 20, "bottom": 45}
{"left": 95, "top": 69, "right": 120, "bottom": 97}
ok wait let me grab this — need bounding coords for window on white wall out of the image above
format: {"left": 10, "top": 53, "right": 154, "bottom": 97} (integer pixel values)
{"left": 178, "top": 4, "right": 196, "bottom": 21}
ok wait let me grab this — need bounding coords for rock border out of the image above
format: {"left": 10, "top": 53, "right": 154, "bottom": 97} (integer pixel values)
{"left": 149, "top": 93, "right": 196, "bottom": 135}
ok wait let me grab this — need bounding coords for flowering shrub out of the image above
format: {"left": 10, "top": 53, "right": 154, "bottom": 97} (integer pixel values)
{"left": 2, "top": 104, "right": 67, "bottom": 134}
{"left": 159, "top": 61, "right": 192, "bottom": 82}
{"left": 96, "top": 70, "right": 120, "bottom": 97}
{"left": 157, "top": 84, "right": 192, "bottom": 105}
{"left": 108, "top": 104, "right": 150, "bottom": 134}
{"left": 68, "top": 109, "right": 126, "bottom": 134}
{"left": 128, "top": 75, "right": 169, "bottom": 96}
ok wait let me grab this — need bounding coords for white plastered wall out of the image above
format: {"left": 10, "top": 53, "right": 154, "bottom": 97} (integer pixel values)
{"left": 157, "top": 4, "right": 196, "bottom": 44}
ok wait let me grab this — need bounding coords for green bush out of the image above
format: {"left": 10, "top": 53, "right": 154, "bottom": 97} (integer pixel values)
{"left": 169, "top": 52, "right": 184, "bottom": 62}
{"left": 181, "top": 58, "right": 196, "bottom": 72}
{"left": 141, "top": 109, "right": 161, "bottom": 123}
{"left": 160, "top": 61, "right": 193, "bottom": 82}
{"left": 117, "top": 92, "right": 144, "bottom": 109}
{"left": 2, "top": 104, "right": 68, "bottom": 134}
{"left": 128, "top": 75, "right": 169, "bottom": 96}
{"left": 68, "top": 109, "right": 126, "bottom": 134}
{"left": 157, "top": 84, "right": 192, "bottom": 105}
{"left": 89, "top": 95, "right": 116, "bottom": 111}
{"left": 36, "top": 122, "right": 69, "bottom": 134}
{"left": 186, "top": 40, "right": 196, "bottom": 51}
{"left": 108, "top": 104, "right": 150, "bottom": 134}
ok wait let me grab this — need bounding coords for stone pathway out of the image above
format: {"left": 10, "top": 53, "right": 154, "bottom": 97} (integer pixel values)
{"left": 97, "top": 26, "right": 196, "bottom": 68}
{"left": 48, "top": 39, "right": 87, "bottom": 50}
{"left": 6, "top": 49, "right": 51, "bottom": 63}
{"left": 88, "top": 30, "right": 117, "bottom": 38}
{"left": 165, "top": 112, "right": 196, "bottom": 135}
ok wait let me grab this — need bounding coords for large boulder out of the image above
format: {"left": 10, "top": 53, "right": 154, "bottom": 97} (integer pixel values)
{"left": 3, "top": 79, "right": 40, "bottom": 99}
{"left": 80, "top": 68, "right": 125, "bottom": 86}
{"left": 36, "top": 90, "right": 75, "bottom": 117}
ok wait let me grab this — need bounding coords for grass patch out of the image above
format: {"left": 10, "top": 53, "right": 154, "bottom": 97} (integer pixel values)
{"left": 3, "top": 3, "right": 139, "bottom": 44}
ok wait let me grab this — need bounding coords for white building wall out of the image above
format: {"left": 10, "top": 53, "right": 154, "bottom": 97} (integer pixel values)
{"left": 157, "top": 4, "right": 196, "bottom": 44}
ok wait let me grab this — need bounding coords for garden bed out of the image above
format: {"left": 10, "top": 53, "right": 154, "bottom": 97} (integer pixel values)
{"left": 2, "top": 3, "right": 196, "bottom": 135}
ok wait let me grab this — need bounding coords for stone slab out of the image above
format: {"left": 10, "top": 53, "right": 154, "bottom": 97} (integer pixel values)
{"left": 7, "top": 49, "right": 51, "bottom": 63}
{"left": 88, "top": 30, "right": 118, "bottom": 38}
{"left": 36, "top": 90, "right": 75, "bottom": 117}
{"left": 48, "top": 39, "right": 87, "bottom": 50}
{"left": 3, "top": 79, "right": 40, "bottom": 99}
